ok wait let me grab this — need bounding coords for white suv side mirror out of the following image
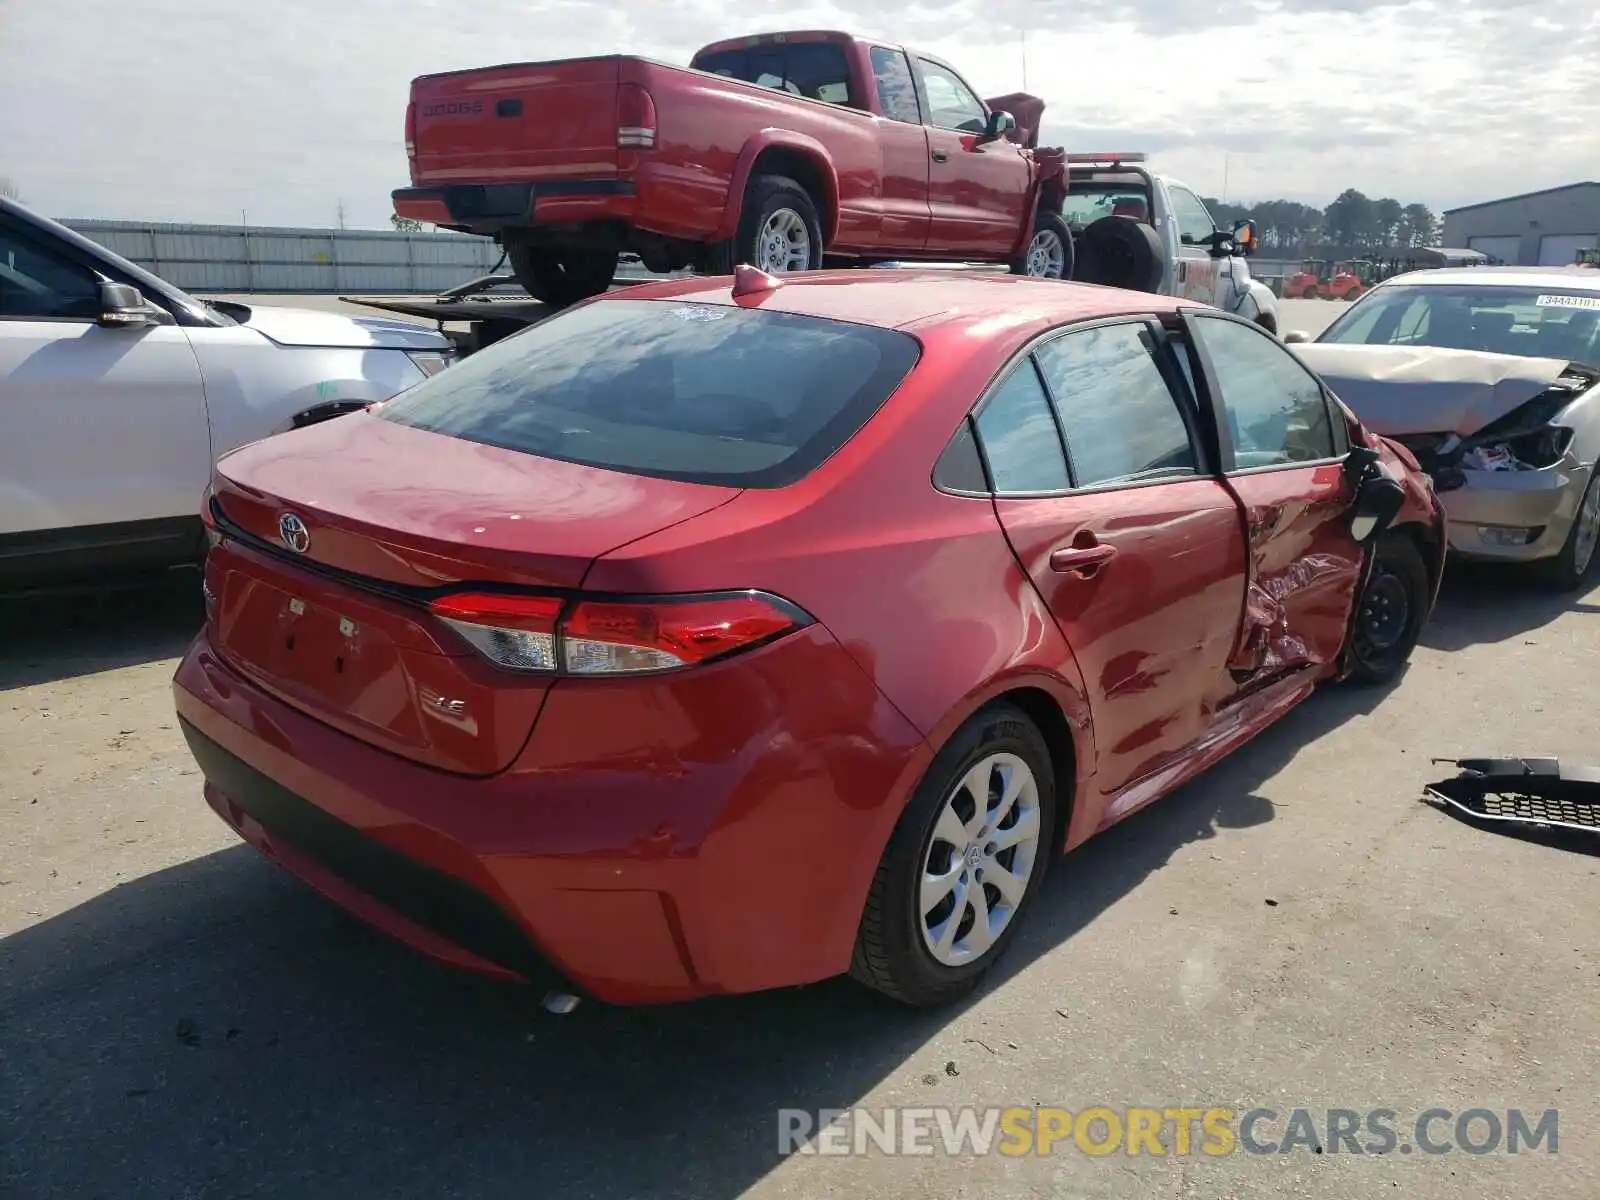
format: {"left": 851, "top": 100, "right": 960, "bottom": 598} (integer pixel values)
{"left": 97, "top": 281, "right": 164, "bottom": 328}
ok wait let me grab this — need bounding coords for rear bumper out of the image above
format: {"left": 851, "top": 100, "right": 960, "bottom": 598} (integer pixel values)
{"left": 173, "top": 627, "right": 928, "bottom": 1004}
{"left": 1441, "top": 457, "right": 1592, "bottom": 562}
{"left": 393, "top": 180, "right": 636, "bottom": 233}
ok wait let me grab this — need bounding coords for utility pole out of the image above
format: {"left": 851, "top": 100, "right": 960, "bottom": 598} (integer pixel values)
{"left": 1221, "top": 154, "right": 1230, "bottom": 205}
{"left": 1020, "top": 30, "right": 1028, "bottom": 91}
{"left": 336, "top": 199, "right": 348, "bottom": 230}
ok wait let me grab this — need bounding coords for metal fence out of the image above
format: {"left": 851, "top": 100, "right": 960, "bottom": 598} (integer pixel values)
{"left": 61, "top": 219, "right": 507, "bottom": 295}
{"left": 58, "top": 217, "right": 1311, "bottom": 297}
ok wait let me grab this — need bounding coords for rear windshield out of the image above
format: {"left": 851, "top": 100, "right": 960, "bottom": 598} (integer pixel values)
{"left": 1319, "top": 283, "right": 1600, "bottom": 367}
{"left": 690, "top": 42, "right": 861, "bottom": 108}
{"left": 377, "top": 299, "right": 921, "bottom": 488}
{"left": 1062, "top": 184, "right": 1152, "bottom": 226}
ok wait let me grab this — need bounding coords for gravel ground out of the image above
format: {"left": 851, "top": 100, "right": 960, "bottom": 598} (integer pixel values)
{"left": 2, "top": 296, "right": 1597, "bottom": 1200}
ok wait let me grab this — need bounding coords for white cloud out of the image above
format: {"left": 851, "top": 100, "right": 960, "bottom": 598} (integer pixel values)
{"left": 0, "top": 0, "right": 1594, "bottom": 226}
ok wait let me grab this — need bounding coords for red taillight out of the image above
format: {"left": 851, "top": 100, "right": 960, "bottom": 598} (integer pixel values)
{"left": 427, "top": 590, "right": 808, "bottom": 675}
{"left": 617, "top": 84, "right": 657, "bottom": 149}
{"left": 405, "top": 100, "right": 417, "bottom": 158}
{"left": 430, "top": 593, "right": 563, "bottom": 673}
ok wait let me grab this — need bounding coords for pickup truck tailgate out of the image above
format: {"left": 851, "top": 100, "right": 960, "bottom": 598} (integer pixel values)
{"left": 409, "top": 56, "right": 625, "bottom": 184}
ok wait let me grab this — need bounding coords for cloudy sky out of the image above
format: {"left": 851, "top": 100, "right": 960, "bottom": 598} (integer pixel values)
{"left": 1, "top": 0, "right": 1595, "bottom": 228}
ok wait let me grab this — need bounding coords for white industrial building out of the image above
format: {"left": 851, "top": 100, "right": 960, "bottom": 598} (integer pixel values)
{"left": 1440, "top": 182, "right": 1600, "bottom": 266}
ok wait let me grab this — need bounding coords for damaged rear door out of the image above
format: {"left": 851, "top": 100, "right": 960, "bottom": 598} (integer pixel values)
{"left": 1180, "top": 311, "right": 1363, "bottom": 676}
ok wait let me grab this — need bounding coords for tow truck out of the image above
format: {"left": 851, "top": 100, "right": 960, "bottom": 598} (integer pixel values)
{"left": 342, "top": 254, "right": 684, "bottom": 356}
{"left": 349, "top": 152, "right": 1281, "bottom": 355}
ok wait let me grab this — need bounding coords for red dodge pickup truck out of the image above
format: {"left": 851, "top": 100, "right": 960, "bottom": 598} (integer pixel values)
{"left": 393, "top": 30, "right": 1071, "bottom": 305}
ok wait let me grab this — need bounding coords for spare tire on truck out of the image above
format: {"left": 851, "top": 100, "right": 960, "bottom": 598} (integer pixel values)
{"left": 1078, "top": 215, "right": 1165, "bottom": 293}
{"left": 505, "top": 237, "right": 619, "bottom": 308}
{"left": 698, "top": 173, "right": 825, "bottom": 276}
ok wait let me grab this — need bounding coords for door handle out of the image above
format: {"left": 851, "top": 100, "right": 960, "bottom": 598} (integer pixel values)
{"left": 1049, "top": 542, "right": 1118, "bottom": 575}
{"left": 931, "top": 149, "right": 949, "bottom": 163}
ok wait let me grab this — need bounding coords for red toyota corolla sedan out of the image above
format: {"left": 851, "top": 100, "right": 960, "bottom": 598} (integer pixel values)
{"left": 173, "top": 268, "right": 1444, "bottom": 1008}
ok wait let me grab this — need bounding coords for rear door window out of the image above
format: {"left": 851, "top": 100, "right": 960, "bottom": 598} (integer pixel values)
{"left": 377, "top": 299, "right": 920, "bottom": 488}
{"left": 1033, "top": 322, "right": 1199, "bottom": 486}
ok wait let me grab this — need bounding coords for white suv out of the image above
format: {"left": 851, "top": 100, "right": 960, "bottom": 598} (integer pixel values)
{"left": 0, "top": 196, "right": 454, "bottom": 591}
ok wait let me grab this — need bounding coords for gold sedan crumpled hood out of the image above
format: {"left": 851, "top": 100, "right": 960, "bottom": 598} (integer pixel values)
{"left": 1290, "top": 343, "right": 1572, "bottom": 437}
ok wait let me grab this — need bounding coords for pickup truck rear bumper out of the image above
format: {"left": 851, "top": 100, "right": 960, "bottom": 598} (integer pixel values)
{"left": 394, "top": 180, "right": 636, "bottom": 232}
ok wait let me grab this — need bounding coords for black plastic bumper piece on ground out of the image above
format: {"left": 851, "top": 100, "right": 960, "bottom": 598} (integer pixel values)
{"left": 1424, "top": 757, "right": 1600, "bottom": 834}
{"left": 178, "top": 717, "right": 567, "bottom": 987}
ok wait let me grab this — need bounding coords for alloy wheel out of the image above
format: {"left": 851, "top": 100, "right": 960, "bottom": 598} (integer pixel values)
{"left": 756, "top": 209, "right": 812, "bottom": 272}
{"left": 1025, "top": 230, "right": 1067, "bottom": 278}
{"left": 919, "top": 752, "right": 1043, "bottom": 967}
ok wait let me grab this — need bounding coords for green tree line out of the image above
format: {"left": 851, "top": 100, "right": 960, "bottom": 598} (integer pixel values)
{"left": 1201, "top": 189, "right": 1441, "bottom": 257}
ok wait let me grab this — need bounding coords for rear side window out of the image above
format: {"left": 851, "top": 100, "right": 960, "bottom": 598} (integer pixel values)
{"left": 973, "top": 363, "right": 1071, "bottom": 493}
{"left": 1033, "top": 322, "right": 1198, "bottom": 486}
{"left": 378, "top": 299, "right": 920, "bottom": 488}
{"left": 692, "top": 43, "right": 859, "bottom": 107}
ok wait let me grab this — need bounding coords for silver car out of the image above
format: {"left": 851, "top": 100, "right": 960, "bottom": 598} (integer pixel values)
{"left": 1, "top": 196, "right": 455, "bottom": 592}
{"left": 1287, "top": 266, "right": 1600, "bottom": 589}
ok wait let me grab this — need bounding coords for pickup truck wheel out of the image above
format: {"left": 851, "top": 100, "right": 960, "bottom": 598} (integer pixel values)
{"left": 505, "top": 241, "right": 619, "bottom": 308}
{"left": 1011, "top": 211, "right": 1075, "bottom": 279}
{"left": 702, "top": 174, "right": 824, "bottom": 276}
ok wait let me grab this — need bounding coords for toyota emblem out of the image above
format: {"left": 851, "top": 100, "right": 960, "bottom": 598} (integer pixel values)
{"left": 278, "top": 512, "right": 311, "bottom": 554}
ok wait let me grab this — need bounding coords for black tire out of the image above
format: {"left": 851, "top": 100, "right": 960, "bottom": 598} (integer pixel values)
{"left": 1345, "top": 530, "right": 1430, "bottom": 686}
{"left": 1010, "top": 210, "right": 1075, "bottom": 279}
{"left": 505, "top": 238, "right": 618, "bottom": 307}
{"left": 850, "top": 703, "right": 1057, "bottom": 1007}
{"left": 1076, "top": 215, "right": 1164, "bottom": 292}
{"left": 698, "top": 173, "right": 824, "bottom": 276}
{"left": 1534, "top": 467, "right": 1600, "bottom": 591}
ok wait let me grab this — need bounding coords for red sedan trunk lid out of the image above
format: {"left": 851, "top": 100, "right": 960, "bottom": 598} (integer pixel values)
{"left": 205, "top": 413, "right": 738, "bottom": 775}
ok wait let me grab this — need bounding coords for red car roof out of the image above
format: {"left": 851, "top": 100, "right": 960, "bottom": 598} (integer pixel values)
{"left": 600, "top": 269, "right": 1198, "bottom": 334}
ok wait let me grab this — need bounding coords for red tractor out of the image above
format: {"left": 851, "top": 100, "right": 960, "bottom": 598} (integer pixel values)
{"left": 1284, "top": 258, "right": 1329, "bottom": 298}
{"left": 1322, "top": 260, "right": 1374, "bottom": 301}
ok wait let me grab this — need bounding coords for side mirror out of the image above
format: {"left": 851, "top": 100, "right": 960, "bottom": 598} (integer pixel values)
{"left": 1230, "top": 219, "right": 1258, "bottom": 256}
{"left": 979, "top": 109, "right": 1016, "bottom": 143}
{"left": 1282, "top": 330, "right": 1311, "bottom": 344}
{"left": 97, "top": 281, "right": 161, "bottom": 328}
{"left": 1343, "top": 445, "right": 1405, "bottom": 544}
